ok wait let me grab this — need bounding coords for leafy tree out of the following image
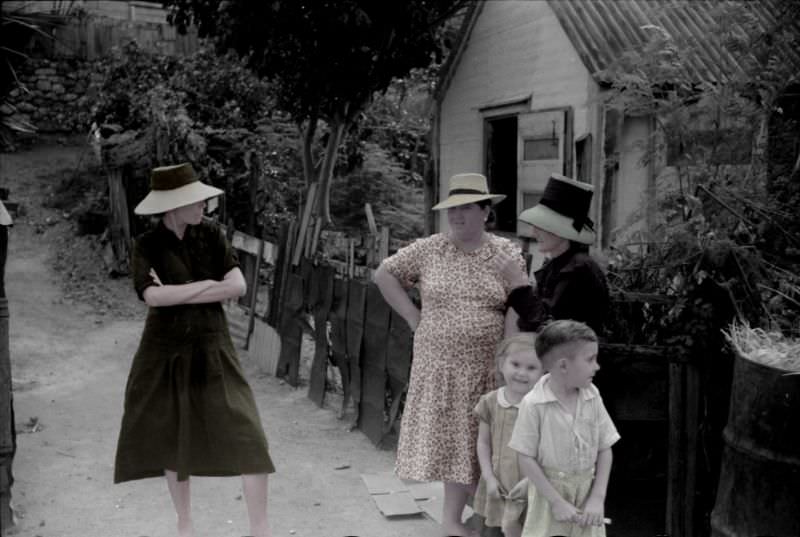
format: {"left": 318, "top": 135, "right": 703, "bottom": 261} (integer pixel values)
{"left": 163, "top": 0, "right": 469, "bottom": 224}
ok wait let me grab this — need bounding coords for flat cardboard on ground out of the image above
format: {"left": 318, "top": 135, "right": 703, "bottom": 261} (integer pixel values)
{"left": 361, "top": 472, "right": 423, "bottom": 517}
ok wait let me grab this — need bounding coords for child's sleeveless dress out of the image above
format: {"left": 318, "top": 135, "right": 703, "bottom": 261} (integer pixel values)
{"left": 473, "top": 387, "right": 527, "bottom": 529}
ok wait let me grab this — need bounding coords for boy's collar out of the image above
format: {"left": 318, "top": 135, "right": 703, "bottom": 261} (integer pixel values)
{"left": 525, "top": 374, "right": 598, "bottom": 405}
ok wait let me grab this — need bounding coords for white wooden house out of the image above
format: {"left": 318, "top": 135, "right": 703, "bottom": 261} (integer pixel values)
{"left": 432, "top": 0, "right": 798, "bottom": 249}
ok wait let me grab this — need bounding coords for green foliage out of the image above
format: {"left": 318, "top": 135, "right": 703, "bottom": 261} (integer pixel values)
{"left": 165, "top": 0, "right": 467, "bottom": 124}
{"left": 331, "top": 142, "right": 424, "bottom": 240}
{"left": 599, "top": 0, "right": 800, "bottom": 342}
{"left": 163, "top": 0, "right": 469, "bottom": 223}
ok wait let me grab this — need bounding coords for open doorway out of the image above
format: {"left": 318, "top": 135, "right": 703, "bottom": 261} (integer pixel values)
{"left": 485, "top": 115, "right": 518, "bottom": 233}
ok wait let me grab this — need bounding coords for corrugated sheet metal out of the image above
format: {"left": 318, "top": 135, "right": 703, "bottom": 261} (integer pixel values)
{"left": 547, "top": 0, "right": 800, "bottom": 84}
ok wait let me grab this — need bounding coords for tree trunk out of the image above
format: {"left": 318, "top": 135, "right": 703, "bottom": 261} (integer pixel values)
{"left": 107, "top": 168, "right": 132, "bottom": 275}
{"left": 316, "top": 114, "right": 347, "bottom": 225}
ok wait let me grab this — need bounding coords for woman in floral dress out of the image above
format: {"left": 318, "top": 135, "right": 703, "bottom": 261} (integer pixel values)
{"left": 374, "top": 173, "right": 526, "bottom": 537}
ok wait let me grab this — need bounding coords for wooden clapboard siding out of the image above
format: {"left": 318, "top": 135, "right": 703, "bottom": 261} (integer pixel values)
{"left": 437, "top": 0, "right": 597, "bottom": 232}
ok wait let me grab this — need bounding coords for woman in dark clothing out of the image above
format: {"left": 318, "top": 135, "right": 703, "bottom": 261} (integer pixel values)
{"left": 114, "top": 163, "right": 274, "bottom": 537}
{"left": 500, "top": 174, "right": 609, "bottom": 335}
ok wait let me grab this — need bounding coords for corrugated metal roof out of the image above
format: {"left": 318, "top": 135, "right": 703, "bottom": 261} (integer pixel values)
{"left": 547, "top": 0, "right": 800, "bottom": 84}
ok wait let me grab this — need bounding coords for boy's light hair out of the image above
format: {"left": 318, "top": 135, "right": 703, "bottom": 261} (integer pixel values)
{"left": 495, "top": 332, "right": 537, "bottom": 366}
{"left": 535, "top": 320, "right": 598, "bottom": 369}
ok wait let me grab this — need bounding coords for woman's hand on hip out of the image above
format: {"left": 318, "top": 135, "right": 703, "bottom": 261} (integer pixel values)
{"left": 405, "top": 308, "right": 421, "bottom": 332}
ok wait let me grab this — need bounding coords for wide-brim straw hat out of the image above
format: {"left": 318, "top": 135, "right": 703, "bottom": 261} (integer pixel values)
{"left": 518, "top": 174, "right": 596, "bottom": 244}
{"left": 432, "top": 173, "right": 505, "bottom": 210}
{"left": 134, "top": 163, "right": 223, "bottom": 215}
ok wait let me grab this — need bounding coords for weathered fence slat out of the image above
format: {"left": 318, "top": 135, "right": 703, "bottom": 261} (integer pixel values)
{"left": 308, "top": 265, "right": 334, "bottom": 408}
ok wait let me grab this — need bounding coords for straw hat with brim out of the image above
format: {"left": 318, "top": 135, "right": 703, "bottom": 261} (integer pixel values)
{"left": 134, "top": 163, "right": 223, "bottom": 215}
{"left": 432, "top": 173, "right": 505, "bottom": 210}
{"left": 518, "top": 174, "right": 596, "bottom": 244}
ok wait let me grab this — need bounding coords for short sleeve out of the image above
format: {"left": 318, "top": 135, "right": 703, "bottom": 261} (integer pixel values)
{"left": 473, "top": 392, "right": 494, "bottom": 424}
{"left": 596, "top": 396, "right": 621, "bottom": 450}
{"left": 131, "top": 238, "right": 155, "bottom": 302}
{"left": 379, "top": 236, "right": 431, "bottom": 289}
{"left": 508, "top": 397, "right": 540, "bottom": 458}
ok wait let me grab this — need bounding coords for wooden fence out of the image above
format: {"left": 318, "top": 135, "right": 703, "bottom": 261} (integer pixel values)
{"left": 29, "top": 16, "right": 199, "bottom": 60}
{"left": 220, "top": 214, "right": 710, "bottom": 536}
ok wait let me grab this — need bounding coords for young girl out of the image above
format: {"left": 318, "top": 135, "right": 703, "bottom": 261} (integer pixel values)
{"left": 474, "top": 333, "right": 543, "bottom": 537}
{"left": 508, "top": 320, "right": 619, "bottom": 537}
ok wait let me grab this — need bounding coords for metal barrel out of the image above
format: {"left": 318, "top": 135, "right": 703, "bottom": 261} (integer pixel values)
{"left": 710, "top": 351, "right": 800, "bottom": 537}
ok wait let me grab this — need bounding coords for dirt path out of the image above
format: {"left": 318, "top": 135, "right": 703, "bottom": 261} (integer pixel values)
{"left": 2, "top": 143, "right": 444, "bottom": 537}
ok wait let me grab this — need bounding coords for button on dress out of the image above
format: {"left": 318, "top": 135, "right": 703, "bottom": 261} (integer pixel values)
{"left": 114, "top": 221, "right": 274, "bottom": 483}
{"left": 382, "top": 233, "right": 525, "bottom": 485}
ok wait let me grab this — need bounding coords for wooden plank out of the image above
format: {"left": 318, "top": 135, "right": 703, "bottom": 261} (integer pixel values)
{"left": 365, "top": 203, "right": 378, "bottom": 234}
{"left": 229, "top": 230, "right": 277, "bottom": 260}
{"left": 243, "top": 237, "right": 265, "bottom": 350}
{"left": 667, "top": 362, "right": 686, "bottom": 537}
{"left": 309, "top": 216, "right": 323, "bottom": 258}
{"left": 684, "top": 363, "right": 700, "bottom": 537}
{"left": 348, "top": 239, "right": 356, "bottom": 279}
{"left": 292, "top": 183, "right": 317, "bottom": 266}
{"left": 600, "top": 343, "right": 691, "bottom": 364}
{"left": 379, "top": 227, "right": 390, "bottom": 262}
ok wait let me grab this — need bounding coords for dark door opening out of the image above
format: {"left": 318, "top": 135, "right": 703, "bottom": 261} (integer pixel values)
{"left": 486, "top": 115, "right": 518, "bottom": 233}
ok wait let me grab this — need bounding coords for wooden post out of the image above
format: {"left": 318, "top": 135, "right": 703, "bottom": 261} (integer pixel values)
{"left": 0, "top": 219, "right": 13, "bottom": 532}
{"left": 667, "top": 362, "right": 686, "bottom": 537}
{"left": 292, "top": 183, "right": 317, "bottom": 267}
{"left": 378, "top": 226, "right": 390, "bottom": 263}
{"left": 243, "top": 237, "right": 265, "bottom": 351}
{"left": 364, "top": 203, "right": 378, "bottom": 235}
{"left": 106, "top": 168, "right": 131, "bottom": 273}
{"left": 348, "top": 239, "right": 356, "bottom": 279}
{"left": 684, "top": 363, "right": 700, "bottom": 537}
{"left": 309, "top": 216, "right": 323, "bottom": 258}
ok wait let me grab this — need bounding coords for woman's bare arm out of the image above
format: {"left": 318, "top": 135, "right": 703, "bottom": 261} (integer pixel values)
{"left": 373, "top": 264, "right": 420, "bottom": 331}
{"left": 143, "top": 267, "right": 246, "bottom": 307}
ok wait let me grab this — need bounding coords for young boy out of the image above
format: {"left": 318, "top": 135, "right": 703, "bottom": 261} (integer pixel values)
{"left": 508, "top": 320, "right": 620, "bottom": 537}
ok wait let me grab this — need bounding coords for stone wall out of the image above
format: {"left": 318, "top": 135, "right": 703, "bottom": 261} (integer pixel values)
{"left": 1, "top": 57, "right": 104, "bottom": 135}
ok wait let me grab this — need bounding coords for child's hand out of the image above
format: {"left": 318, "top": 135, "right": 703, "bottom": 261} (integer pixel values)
{"left": 551, "top": 499, "right": 580, "bottom": 523}
{"left": 577, "top": 495, "right": 605, "bottom": 526}
{"left": 485, "top": 476, "right": 503, "bottom": 499}
{"left": 507, "top": 478, "right": 528, "bottom": 501}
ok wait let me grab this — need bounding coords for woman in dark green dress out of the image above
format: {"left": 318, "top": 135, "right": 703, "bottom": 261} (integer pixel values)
{"left": 114, "top": 163, "right": 275, "bottom": 537}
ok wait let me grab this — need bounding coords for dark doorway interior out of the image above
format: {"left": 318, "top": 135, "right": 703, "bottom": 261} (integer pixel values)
{"left": 486, "top": 115, "right": 518, "bottom": 233}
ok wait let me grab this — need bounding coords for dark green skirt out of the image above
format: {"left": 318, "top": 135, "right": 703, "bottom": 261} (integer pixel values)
{"left": 114, "top": 328, "right": 274, "bottom": 483}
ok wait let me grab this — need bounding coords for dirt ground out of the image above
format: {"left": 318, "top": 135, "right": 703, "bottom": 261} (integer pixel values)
{"left": 1, "top": 141, "right": 447, "bottom": 537}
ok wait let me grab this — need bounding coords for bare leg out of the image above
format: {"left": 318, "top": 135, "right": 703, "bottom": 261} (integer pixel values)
{"left": 165, "top": 470, "right": 193, "bottom": 537}
{"left": 242, "top": 473, "right": 272, "bottom": 537}
{"left": 503, "top": 520, "right": 523, "bottom": 537}
{"left": 442, "top": 481, "right": 478, "bottom": 537}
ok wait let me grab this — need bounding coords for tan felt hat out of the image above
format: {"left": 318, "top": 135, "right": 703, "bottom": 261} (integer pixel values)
{"left": 432, "top": 173, "right": 505, "bottom": 210}
{"left": 134, "top": 163, "right": 223, "bottom": 215}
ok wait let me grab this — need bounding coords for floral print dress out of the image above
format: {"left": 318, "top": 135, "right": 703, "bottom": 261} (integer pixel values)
{"left": 382, "top": 233, "right": 525, "bottom": 485}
